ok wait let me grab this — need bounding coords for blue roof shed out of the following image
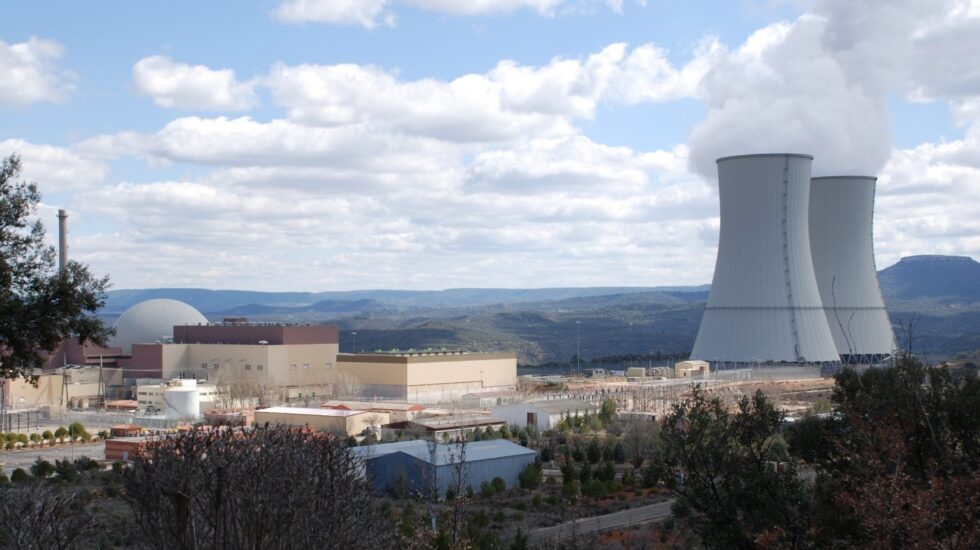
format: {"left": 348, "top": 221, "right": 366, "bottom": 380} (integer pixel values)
{"left": 354, "top": 439, "right": 537, "bottom": 497}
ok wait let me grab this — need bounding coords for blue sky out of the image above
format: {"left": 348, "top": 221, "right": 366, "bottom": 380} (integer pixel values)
{"left": 1, "top": 0, "right": 978, "bottom": 291}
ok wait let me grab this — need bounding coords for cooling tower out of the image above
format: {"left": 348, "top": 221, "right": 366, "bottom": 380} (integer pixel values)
{"left": 809, "top": 176, "right": 895, "bottom": 362}
{"left": 691, "top": 154, "right": 840, "bottom": 366}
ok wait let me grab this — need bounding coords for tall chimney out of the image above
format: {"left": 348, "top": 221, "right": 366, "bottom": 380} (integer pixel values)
{"left": 57, "top": 209, "right": 68, "bottom": 272}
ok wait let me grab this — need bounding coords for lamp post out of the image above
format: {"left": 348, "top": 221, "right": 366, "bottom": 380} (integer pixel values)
{"left": 350, "top": 331, "right": 357, "bottom": 354}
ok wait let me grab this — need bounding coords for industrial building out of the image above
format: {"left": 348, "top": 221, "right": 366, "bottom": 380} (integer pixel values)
{"left": 675, "top": 360, "right": 710, "bottom": 378}
{"left": 809, "top": 176, "right": 896, "bottom": 362}
{"left": 321, "top": 400, "right": 426, "bottom": 423}
{"left": 255, "top": 406, "right": 388, "bottom": 437}
{"left": 351, "top": 439, "right": 536, "bottom": 496}
{"left": 135, "top": 379, "right": 218, "bottom": 418}
{"left": 692, "top": 154, "right": 841, "bottom": 367}
{"left": 492, "top": 398, "right": 598, "bottom": 431}
{"left": 384, "top": 414, "right": 505, "bottom": 441}
{"left": 337, "top": 351, "right": 517, "bottom": 404}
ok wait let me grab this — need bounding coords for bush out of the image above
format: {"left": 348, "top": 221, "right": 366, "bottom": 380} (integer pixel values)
{"left": 445, "top": 487, "right": 456, "bottom": 500}
{"left": 518, "top": 463, "right": 542, "bottom": 490}
{"left": 491, "top": 476, "right": 506, "bottom": 493}
{"left": 515, "top": 501, "right": 527, "bottom": 511}
{"left": 16, "top": 433, "right": 28, "bottom": 445}
{"left": 11, "top": 468, "right": 30, "bottom": 482}
{"left": 29, "top": 433, "right": 41, "bottom": 443}
{"left": 4, "top": 440, "right": 13, "bottom": 450}
{"left": 492, "top": 511, "right": 506, "bottom": 523}
{"left": 0, "top": 473, "right": 8, "bottom": 485}
{"left": 30, "top": 458, "right": 55, "bottom": 478}
{"left": 531, "top": 494, "right": 542, "bottom": 507}
{"left": 4, "top": 433, "right": 16, "bottom": 443}
{"left": 671, "top": 499, "right": 691, "bottom": 518}
{"left": 546, "top": 494, "right": 560, "bottom": 505}
{"left": 480, "top": 480, "right": 495, "bottom": 498}
{"left": 561, "top": 480, "right": 580, "bottom": 500}
{"left": 75, "top": 456, "right": 101, "bottom": 472}
{"left": 540, "top": 446, "right": 553, "bottom": 462}
{"left": 55, "top": 459, "right": 79, "bottom": 482}
{"left": 69, "top": 421, "right": 86, "bottom": 437}
{"left": 54, "top": 427, "right": 68, "bottom": 439}
{"left": 585, "top": 479, "right": 607, "bottom": 499}
{"left": 42, "top": 429, "right": 53, "bottom": 440}
{"left": 111, "top": 461, "right": 124, "bottom": 475}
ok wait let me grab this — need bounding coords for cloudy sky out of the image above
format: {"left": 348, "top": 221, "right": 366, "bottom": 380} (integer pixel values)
{"left": 2, "top": 0, "right": 978, "bottom": 291}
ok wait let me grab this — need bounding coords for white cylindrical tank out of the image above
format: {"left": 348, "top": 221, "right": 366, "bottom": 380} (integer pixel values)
{"left": 809, "top": 176, "right": 896, "bottom": 362}
{"left": 691, "top": 154, "right": 840, "bottom": 365}
{"left": 164, "top": 388, "right": 200, "bottom": 420}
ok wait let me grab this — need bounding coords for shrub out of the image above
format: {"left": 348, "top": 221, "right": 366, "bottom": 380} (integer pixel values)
{"left": 540, "top": 446, "right": 554, "bottom": 462}
{"left": 31, "top": 458, "right": 56, "bottom": 478}
{"left": 491, "top": 476, "right": 506, "bottom": 493}
{"left": 515, "top": 501, "right": 527, "bottom": 511}
{"left": 16, "top": 433, "right": 29, "bottom": 445}
{"left": 29, "top": 433, "right": 41, "bottom": 443}
{"left": 4, "top": 433, "right": 16, "bottom": 443}
{"left": 561, "top": 480, "right": 580, "bottom": 500}
{"left": 42, "top": 429, "right": 53, "bottom": 440}
{"left": 75, "top": 456, "right": 101, "bottom": 472}
{"left": 492, "top": 511, "right": 506, "bottom": 523}
{"left": 511, "top": 511, "right": 525, "bottom": 521}
{"left": 545, "top": 494, "right": 560, "bottom": 505}
{"left": 111, "top": 461, "right": 124, "bottom": 475}
{"left": 11, "top": 468, "right": 30, "bottom": 482}
{"left": 671, "top": 499, "right": 691, "bottom": 518}
{"left": 55, "top": 459, "right": 79, "bottom": 482}
{"left": 69, "top": 422, "right": 87, "bottom": 437}
{"left": 55, "top": 427, "right": 68, "bottom": 439}
{"left": 4, "top": 441, "right": 13, "bottom": 450}
{"left": 585, "top": 479, "right": 607, "bottom": 499}
{"left": 531, "top": 494, "right": 542, "bottom": 507}
{"left": 480, "top": 480, "right": 495, "bottom": 498}
{"left": 518, "top": 463, "right": 542, "bottom": 490}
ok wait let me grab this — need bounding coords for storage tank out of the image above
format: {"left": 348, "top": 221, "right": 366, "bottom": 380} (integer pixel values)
{"left": 809, "top": 176, "right": 896, "bottom": 363}
{"left": 164, "top": 388, "right": 201, "bottom": 420}
{"left": 691, "top": 154, "right": 839, "bottom": 366}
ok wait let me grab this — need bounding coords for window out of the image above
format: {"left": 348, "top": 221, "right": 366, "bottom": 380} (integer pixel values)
{"left": 303, "top": 363, "right": 310, "bottom": 369}
{"left": 257, "top": 364, "right": 264, "bottom": 371}
{"left": 290, "top": 364, "right": 297, "bottom": 370}
{"left": 201, "top": 363, "right": 207, "bottom": 369}
{"left": 325, "top": 362, "right": 333, "bottom": 369}
{"left": 245, "top": 364, "right": 251, "bottom": 371}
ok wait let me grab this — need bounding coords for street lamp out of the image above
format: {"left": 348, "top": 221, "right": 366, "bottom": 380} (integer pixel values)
{"left": 350, "top": 332, "right": 357, "bottom": 354}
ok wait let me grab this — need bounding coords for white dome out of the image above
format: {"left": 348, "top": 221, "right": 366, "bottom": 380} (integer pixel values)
{"left": 111, "top": 299, "right": 208, "bottom": 354}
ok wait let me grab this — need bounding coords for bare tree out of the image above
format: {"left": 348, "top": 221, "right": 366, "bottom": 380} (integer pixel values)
{"left": 446, "top": 438, "right": 470, "bottom": 546}
{"left": 123, "top": 426, "right": 394, "bottom": 549}
{"left": 212, "top": 362, "right": 267, "bottom": 409}
{"left": 0, "top": 483, "right": 93, "bottom": 550}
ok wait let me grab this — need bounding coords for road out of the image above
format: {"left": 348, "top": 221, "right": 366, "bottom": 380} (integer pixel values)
{"left": 528, "top": 499, "right": 674, "bottom": 545}
{"left": 0, "top": 443, "right": 105, "bottom": 472}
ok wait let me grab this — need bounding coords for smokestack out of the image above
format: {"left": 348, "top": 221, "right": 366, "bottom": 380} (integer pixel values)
{"left": 58, "top": 209, "right": 68, "bottom": 272}
{"left": 690, "top": 153, "right": 839, "bottom": 366}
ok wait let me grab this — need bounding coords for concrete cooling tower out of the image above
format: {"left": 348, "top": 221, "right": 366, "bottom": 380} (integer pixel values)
{"left": 691, "top": 154, "right": 840, "bottom": 366}
{"left": 809, "top": 176, "right": 896, "bottom": 362}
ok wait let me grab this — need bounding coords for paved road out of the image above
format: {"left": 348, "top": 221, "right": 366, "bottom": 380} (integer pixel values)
{"left": 528, "top": 499, "right": 674, "bottom": 545}
{"left": 0, "top": 443, "right": 105, "bottom": 472}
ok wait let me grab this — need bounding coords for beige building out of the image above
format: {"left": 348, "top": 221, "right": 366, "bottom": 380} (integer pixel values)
{"left": 255, "top": 406, "right": 389, "bottom": 437}
{"left": 337, "top": 352, "right": 517, "bottom": 404}
{"left": 1, "top": 367, "right": 121, "bottom": 413}
{"left": 321, "top": 400, "right": 425, "bottom": 423}
{"left": 675, "top": 360, "right": 710, "bottom": 378}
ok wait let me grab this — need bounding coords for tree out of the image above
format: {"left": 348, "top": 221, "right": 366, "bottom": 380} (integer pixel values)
{"left": 0, "top": 482, "right": 93, "bottom": 549}
{"left": 654, "top": 386, "right": 809, "bottom": 549}
{"left": 123, "top": 425, "right": 394, "bottom": 549}
{"left": 0, "top": 154, "right": 111, "bottom": 380}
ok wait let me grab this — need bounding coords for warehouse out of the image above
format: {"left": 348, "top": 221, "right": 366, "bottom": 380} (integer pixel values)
{"left": 383, "top": 414, "right": 505, "bottom": 441}
{"left": 337, "top": 351, "right": 517, "bottom": 404}
{"left": 321, "top": 400, "right": 426, "bottom": 423}
{"left": 351, "top": 439, "right": 536, "bottom": 496}
{"left": 255, "top": 406, "right": 388, "bottom": 437}
{"left": 492, "top": 398, "right": 598, "bottom": 431}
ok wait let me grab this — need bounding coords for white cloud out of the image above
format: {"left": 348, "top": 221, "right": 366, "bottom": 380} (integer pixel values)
{"left": 0, "top": 37, "right": 75, "bottom": 106}
{"left": 265, "top": 43, "right": 714, "bottom": 142}
{"left": 272, "top": 0, "right": 644, "bottom": 27}
{"left": 132, "top": 56, "right": 258, "bottom": 111}
{"left": 272, "top": 0, "right": 393, "bottom": 27}
{"left": 0, "top": 139, "right": 107, "bottom": 192}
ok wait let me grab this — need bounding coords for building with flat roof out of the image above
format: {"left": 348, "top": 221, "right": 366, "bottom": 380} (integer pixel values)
{"left": 337, "top": 351, "right": 517, "bottom": 404}
{"left": 492, "top": 398, "right": 598, "bottom": 431}
{"left": 351, "top": 439, "right": 536, "bottom": 496}
{"left": 255, "top": 406, "right": 388, "bottom": 437}
{"left": 384, "top": 414, "right": 505, "bottom": 441}
{"left": 322, "top": 400, "right": 426, "bottom": 423}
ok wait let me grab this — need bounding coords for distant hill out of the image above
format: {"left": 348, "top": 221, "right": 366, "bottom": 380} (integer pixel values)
{"left": 879, "top": 255, "right": 980, "bottom": 303}
{"left": 101, "top": 255, "right": 978, "bottom": 363}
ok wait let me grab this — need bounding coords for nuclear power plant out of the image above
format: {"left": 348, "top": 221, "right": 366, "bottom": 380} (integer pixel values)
{"left": 691, "top": 154, "right": 895, "bottom": 368}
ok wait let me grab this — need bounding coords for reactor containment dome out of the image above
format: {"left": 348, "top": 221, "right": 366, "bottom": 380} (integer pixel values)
{"left": 809, "top": 176, "right": 896, "bottom": 363}
{"left": 691, "top": 154, "right": 840, "bottom": 366}
{"left": 110, "top": 299, "right": 208, "bottom": 354}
